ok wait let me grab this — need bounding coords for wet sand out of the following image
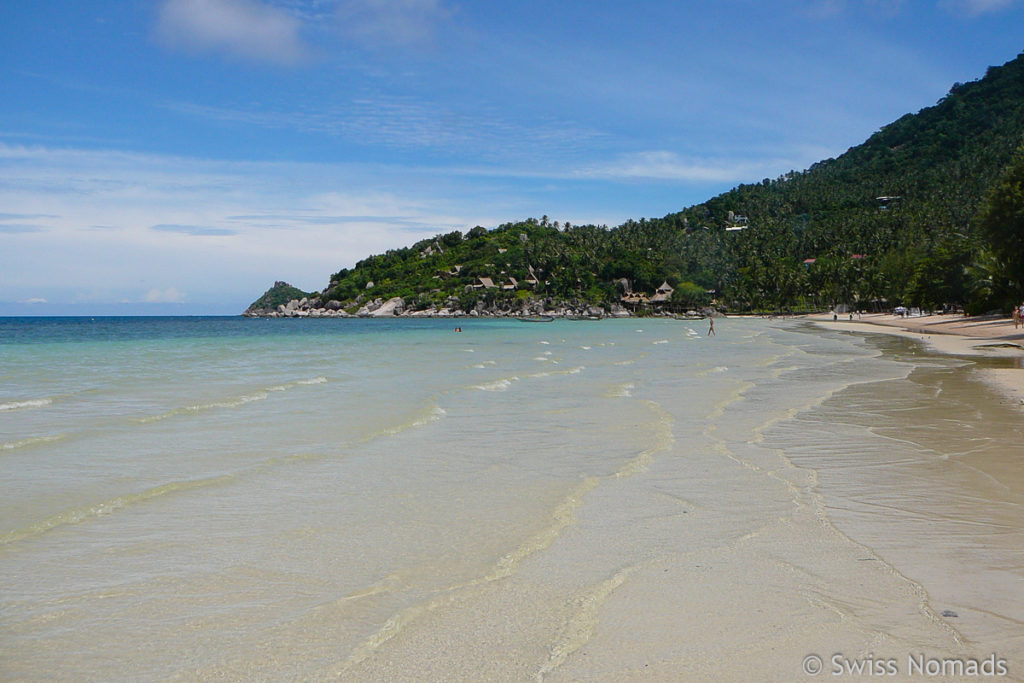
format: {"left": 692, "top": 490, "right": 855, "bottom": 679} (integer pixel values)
{"left": 798, "top": 314, "right": 1024, "bottom": 680}
{"left": 810, "top": 311, "right": 1024, "bottom": 410}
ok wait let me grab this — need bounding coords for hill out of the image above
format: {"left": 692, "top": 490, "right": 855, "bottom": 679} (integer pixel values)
{"left": 247, "top": 51, "right": 1024, "bottom": 317}
{"left": 246, "top": 282, "right": 313, "bottom": 315}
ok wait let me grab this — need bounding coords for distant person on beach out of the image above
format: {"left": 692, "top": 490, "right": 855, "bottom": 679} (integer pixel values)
{"left": 1014, "top": 307, "right": 1021, "bottom": 329}
{"left": 708, "top": 317, "right": 715, "bottom": 336}
{"left": 833, "top": 311, "right": 838, "bottom": 321}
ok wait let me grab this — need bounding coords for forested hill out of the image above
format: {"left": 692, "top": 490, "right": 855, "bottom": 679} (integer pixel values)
{"left": 249, "top": 51, "right": 1024, "bottom": 316}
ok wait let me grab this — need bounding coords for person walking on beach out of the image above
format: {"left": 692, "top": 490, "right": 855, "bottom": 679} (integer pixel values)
{"left": 708, "top": 317, "right": 715, "bottom": 336}
{"left": 1015, "top": 307, "right": 1021, "bottom": 330}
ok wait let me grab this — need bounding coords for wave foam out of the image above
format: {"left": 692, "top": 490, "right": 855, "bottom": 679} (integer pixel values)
{"left": 474, "top": 378, "right": 519, "bottom": 391}
{"left": 140, "top": 376, "right": 329, "bottom": 423}
{"left": 1, "top": 434, "right": 66, "bottom": 452}
{"left": 527, "top": 366, "right": 585, "bottom": 379}
{"left": 0, "top": 398, "right": 52, "bottom": 412}
{"left": 605, "top": 383, "right": 635, "bottom": 398}
{"left": 1, "top": 474, "right": 235, "bottom": 546}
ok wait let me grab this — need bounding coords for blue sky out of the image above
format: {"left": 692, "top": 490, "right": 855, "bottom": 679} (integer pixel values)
{"left": 1, "top": 0, "right": 1022, "bottom": 315}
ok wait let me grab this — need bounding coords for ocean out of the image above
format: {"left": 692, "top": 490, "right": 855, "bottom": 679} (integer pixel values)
{"left": 1, "top": 316, "right": 1021, "bottom": 680}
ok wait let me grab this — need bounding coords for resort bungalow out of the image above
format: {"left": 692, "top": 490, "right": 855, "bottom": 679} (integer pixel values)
{"left": 650, "top": 281, "right": 675, "bottom": 304}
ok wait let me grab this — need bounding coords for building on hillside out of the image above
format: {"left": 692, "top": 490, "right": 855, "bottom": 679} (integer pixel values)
{"left": 650, "top": 281, "right": 675, "bottom": 303}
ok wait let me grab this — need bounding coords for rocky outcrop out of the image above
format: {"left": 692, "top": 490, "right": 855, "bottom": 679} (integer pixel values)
{"left": 245, "top": 289, "right": 705, "bottom": 320}
{"left": 358, "top": 297, "right": 405, "bottom": 317}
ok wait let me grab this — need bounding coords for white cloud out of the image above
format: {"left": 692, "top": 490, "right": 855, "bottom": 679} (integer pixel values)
{"left": 145, "top": 288, "right": 187, "bottom": 303}
{"left": 151, "top": 223, "right": 238, "bottom": 236}
{"left": 336, "top": 0, "right": 452, "bottom": 48}
{"left": 156, "top": 0, "right": 311, "bottom": 65}
{"left": 19, "top": 297, "right": 47, "bottom": 304}
{"left": 164, "top": 96, "right": 603, "bottom": 161}
{"left": 574, "top": 149, "right": 831, "bottom": 184}
{"left": 0, "top": 144, "right": 499, "bottom": 310}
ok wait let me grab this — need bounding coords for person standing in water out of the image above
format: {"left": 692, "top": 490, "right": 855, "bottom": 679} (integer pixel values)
{"left": 708, "top": 317, "right": 715, "bottom": 336}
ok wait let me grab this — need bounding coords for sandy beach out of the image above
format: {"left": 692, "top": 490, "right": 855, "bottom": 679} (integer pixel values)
{"left": 808, "top": 311, "right": 1024, "bottom": 408}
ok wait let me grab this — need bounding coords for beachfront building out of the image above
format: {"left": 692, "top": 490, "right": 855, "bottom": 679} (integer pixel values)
{"left": 650, "top": 281, "right": 675, "bottom": 303}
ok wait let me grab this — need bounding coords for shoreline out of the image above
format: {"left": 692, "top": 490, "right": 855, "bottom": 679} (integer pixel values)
{"left": 806, "top": 311, "right": 1024, "bottom": 409}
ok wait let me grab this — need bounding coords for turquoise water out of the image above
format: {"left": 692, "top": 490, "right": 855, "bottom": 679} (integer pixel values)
{"left": 1, "top": 317, "right": 1021, "bottom": 679}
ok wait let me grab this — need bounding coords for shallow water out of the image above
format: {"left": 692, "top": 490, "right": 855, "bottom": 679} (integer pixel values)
{"left": 1, "top": 317, "right": 1021, "bottom": 680}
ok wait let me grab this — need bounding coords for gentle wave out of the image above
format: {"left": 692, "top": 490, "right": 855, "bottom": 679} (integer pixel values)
{"left": 338, "top": 397, "right": 668, "bottom": 672}
{"left": 0, "top": 398, "right": 53, "bottom": 412}
{"left": 614, "top": 399, "right": 674, "bottom": 479}
{"left": 474, "top": 377, "right": 520, "bottom": 392}
{"left": 138, "top": 393, "right": 269, "bottom": 423}
{"left": 337, "top": 477, "right": 602, "bottom": 675}
{"left": 527, "top": 366, "right": 585, "bottom": 379}
{"left": 604, "top": 383, "right": 634, "bottom": 398}
{"left": 0, "top": 434, "right": 66, "bottom": 452}
{"left": 653, "top": 339, "right": 668, "bottom": 345}
{"left": 0, "top": 474, "right": 237, "bottom": 546}
{"left": 537, "top": 564, "right": 639, "bottom": 680}
{"left": 139, "top": 376, "right": 328, "bottom": 423}
{"left": 373, "top": 402, "right": 447, "bottom": 437}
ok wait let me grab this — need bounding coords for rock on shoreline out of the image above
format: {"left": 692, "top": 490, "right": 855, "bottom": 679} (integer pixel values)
{"left": 244, "top": 295, "right": 715, "bottom": 319}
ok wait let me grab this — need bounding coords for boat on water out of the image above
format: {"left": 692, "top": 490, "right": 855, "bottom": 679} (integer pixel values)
{"left": 516, "top": 315, "right": 555, "bottom": 323}
{"left": 566, "top": 315, "right": 604, "bottom": 321}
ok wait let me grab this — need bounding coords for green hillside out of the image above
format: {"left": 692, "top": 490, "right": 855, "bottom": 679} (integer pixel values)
{"left": 247, "top": 281, "right": 312, "bottom": 313}
{"left": 255, "top": 51, "right": 1024, "bottom": 316}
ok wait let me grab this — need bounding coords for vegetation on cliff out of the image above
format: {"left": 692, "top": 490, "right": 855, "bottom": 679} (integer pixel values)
{"left": 247, "top": 282, "right": 312, "bottom": 313}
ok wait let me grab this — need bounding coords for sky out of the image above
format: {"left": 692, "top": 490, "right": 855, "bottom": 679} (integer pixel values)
{"left": 1, "top": 0, "right": 1023, "bottom": 315}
